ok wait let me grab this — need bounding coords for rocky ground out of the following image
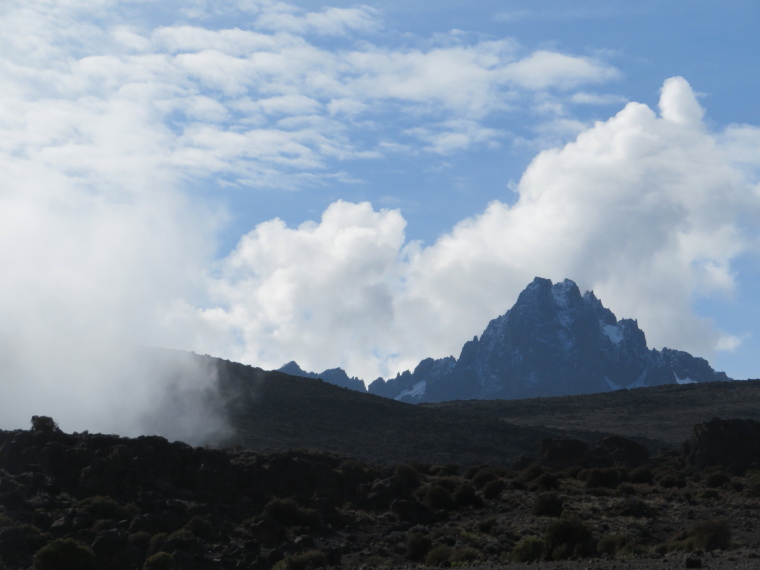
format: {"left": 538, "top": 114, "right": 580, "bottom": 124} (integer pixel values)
{"left": 3, "top": 416, "right": 760, "bottom": 569}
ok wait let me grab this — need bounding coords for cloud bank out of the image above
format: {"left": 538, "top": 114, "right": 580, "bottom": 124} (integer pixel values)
{"left": 194, "top": 77, "right": 760, "bottom": 380}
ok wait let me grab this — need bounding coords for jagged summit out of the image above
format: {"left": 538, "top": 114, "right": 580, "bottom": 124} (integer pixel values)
{"left": 276, "top": 361, "right": 367, "bottom": 392}
{"left": 282, "top": 277, "right": 731, "bottom": 403}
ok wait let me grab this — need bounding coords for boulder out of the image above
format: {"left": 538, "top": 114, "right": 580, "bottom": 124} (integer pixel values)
{"left": 683, "top": 417, "right": 760, "bottom": 473}
{"left": 682, "top": 418, "right": 760, "bottom": 473}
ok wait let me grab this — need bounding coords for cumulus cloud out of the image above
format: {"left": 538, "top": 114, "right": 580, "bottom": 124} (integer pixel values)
{"left": 194, "top": 78, "right": 760, "bottom": 380}
{"left": 502, "top": 50, "right": 620, "bottom": 90}
{"left": 254, "top": 4, "right": 382, "bottom": 36}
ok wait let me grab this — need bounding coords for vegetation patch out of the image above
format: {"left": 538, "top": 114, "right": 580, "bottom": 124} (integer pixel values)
{"left": 663, "top": 519, "right": 732, "bottom": 552}
{"left": 511, "top": 535, "right": 544, "bottom": 563}
{"left": 544, "top": 517, "right": 596, "bottom": 560}
{"left": 33, "top": 538, "right": 96, "bottom": 570}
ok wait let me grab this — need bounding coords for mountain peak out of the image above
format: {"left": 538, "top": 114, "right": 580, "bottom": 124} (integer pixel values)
{"left": 279, "top": 361, "right": 305, "bottom": 375}
{"left": 375, "top": 277, "right": 731, "bottom": 403}
{"left": 280, "top": 277, "right": 730, "bottom": 404}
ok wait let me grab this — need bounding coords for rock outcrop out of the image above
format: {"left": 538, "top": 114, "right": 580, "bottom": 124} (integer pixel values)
{"left": 683, "top": 417, "right": 760, "bottom": 472}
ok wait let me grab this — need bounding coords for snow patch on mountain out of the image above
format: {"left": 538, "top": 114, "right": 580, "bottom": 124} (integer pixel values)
{"left": 395, "top": 380, "right": 427, "bottom": 400}
{"left": 627, "top": 372, "right": 650, "bottom": 389}
{"left": 605, "top": 377, "right": 623, "bottom": 391}
{"left": 602, "top": 323, "right": 623, "bottom": 344}
{"left": 675, "top": 373, "right": 697, "bottom": 385}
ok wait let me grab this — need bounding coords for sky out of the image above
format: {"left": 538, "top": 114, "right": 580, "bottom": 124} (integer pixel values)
{"left": 1, "top": 0, "right": 760, "bottom": 435}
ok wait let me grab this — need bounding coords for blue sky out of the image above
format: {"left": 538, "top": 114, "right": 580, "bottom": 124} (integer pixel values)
{"left": 2, "top": 0, "right": 760, "bottom": 426}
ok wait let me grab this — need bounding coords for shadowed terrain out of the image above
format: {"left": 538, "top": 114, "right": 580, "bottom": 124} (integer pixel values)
{"left": 217, "top": 359, "right": 575, "bottom": 466}
{"left": 428, "top": 379, "right": 760, "bottom": 449}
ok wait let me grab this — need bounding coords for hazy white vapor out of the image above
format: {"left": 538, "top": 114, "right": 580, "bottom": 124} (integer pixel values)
{"left": 196, "top": 77, "right": 760, "bottom": 380}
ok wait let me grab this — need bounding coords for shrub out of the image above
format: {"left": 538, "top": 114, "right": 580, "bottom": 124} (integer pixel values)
{"left": 629, "top": 467, "right": 654, "bottom": 484}
{"left": 520, "top": 464, "right": 545, "bottom": 483}
{"left": 532, "top": 472, "right": 560, "bottom": 491}
{"left": 614, "top": 497, "right": 653, "bottom": 518}
{"left": 148, "top": 533, "right": 167, "bottom": 555}
{"left": 704, "top": 471, "right": 731, "bottom": 489}
{"left": 511, "top": 536, "right": 544, "bottom": 563}
{"left": 77, "top": 496, "right": 136, "bottom": 521}
{"left": 451, "top": 546, "right": 480, "bottom": 563}
{"left": 584, "top": 468, "right": 621, "bottom": 489}
{"left": 424, "top": 545, "right": 451, "bottom": 566}
{"left": 406, "top": 532, "right": 432, "bottom": 561}
{"left": 464, "top": 464, "right": 488, "bottom": 479}
{"left": 433, "top": 476, "right": 459, "bottom": 492}
{"left": 597, "top": 533, "right": 641, "bottom": 557}
{"left": 33, "top": 538, "right": 96, "bottom": 570}
{"left": 422, "top": 484, "right": 455, "bottom": 510}
{"left": 431, "top": 464, "right": 459, "bottom": 477}
{"left": 472, "top": 468, "right": 499, "bottom": 489}
{"left": 616, "top": 483, "right": 636, "bottom": 497}
{"left": 700, "top": 489, "right": 720, "bottom": 500}
{"left": 532, "top": 492, "right": 563, "bottom": 517}
{"left": 560, "top": 465, "right": 582, "bottom": 479}
{"left": 264, "top": 498, "right": 322, "bottom": 530}
{"left": 477, "top": 517, "right": 497, "bottom": 534}
{"left": 20, "top": 523, "right": 46, "bottom": 552}
{"left": 744, "top": 475, "right": 760, "bottom": 497}
{"left": 128, "top": 532, "right": 151, "bottom": 554}
{"left": 395, "top": 464, "right": 421, "bottom": 487}
{"left": 657, "top": 470, "right": 686, "bottom": 489}
{"left": 182, "top": 516, "right": 216, "bottom": 540}
{"left": 454, "top": 481, "right": 482, "bottom": 507}
{"left": 668, "top": 519, "right": 732, "bottom": 552}
{"left": 482, "top": 479, "right": 505, "bottom": 500}
{"left": 274, "top": 550, "right": 327, "bottom": 570}
{"left": 142, "top": 552, "right": 175, "bottom": 570}
{"left": 31, "top": 416, "right": 59, "bottom": 433}
{"left": 544, "top": 517, "right": 595, "bottom": 560}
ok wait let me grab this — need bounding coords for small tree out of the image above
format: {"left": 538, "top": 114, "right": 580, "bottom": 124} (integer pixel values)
{"left": 33, "top": 539, "right": 95, "bottom": 570}
{"left": 31, "top": 416, "right": 59, "bottom": 433}
{"left": 143, "top": 552, "right": 175, "bottom": 570}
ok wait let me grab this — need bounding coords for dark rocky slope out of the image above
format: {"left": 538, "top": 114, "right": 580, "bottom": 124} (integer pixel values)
{"left": 215, "top": 359, "right": 630, "bottom": 466}
{"left": 3, "top": 414, "right": 760, "bottom": 569}
{"left": 428, "top": 379, "right": 760, "bottom": 449}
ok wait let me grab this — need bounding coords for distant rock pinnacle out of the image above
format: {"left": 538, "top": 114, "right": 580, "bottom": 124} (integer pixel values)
{"left": 282, "top": 277, "right": 731, "bottom": 403}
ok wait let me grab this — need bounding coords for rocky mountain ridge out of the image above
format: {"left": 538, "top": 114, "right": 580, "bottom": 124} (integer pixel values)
{"left": 282, "top": 277, "right": 730, "bottom": 403}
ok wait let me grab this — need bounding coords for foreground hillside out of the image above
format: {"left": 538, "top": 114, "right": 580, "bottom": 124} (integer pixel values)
{"left": 213, "top": 355, "right": 760, "bottom": 461}
{"left": 3, "top": 416, "right": 760, "bottom": 569}
{"left": 214, "top": 359, "right": 653, "bottom": 465}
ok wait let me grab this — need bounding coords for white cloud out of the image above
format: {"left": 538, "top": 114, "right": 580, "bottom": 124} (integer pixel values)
{"left": 188, "top": 201, "right": 411, "bottom": 376}
{"left": 570, "top": 92, "right": 628, "bottom": 105}
{"left": 659, "top": 76, "right": 704, "bottom": 127}
{"left": 405, "top": 120, "right": 502, "bottom": 155}
{"left": 503, "top": 50, "right": 620, "bottom": 90}
{"left": 255, "top": 5, "right": 382, "bottom": 36}
{"left": 193, "top": 78, "right": 760, "bottom": 380}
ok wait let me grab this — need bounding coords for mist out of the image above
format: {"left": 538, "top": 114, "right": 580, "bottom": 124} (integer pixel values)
{"left": 0, "top": 151, "right": 230, "bottom": 442}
